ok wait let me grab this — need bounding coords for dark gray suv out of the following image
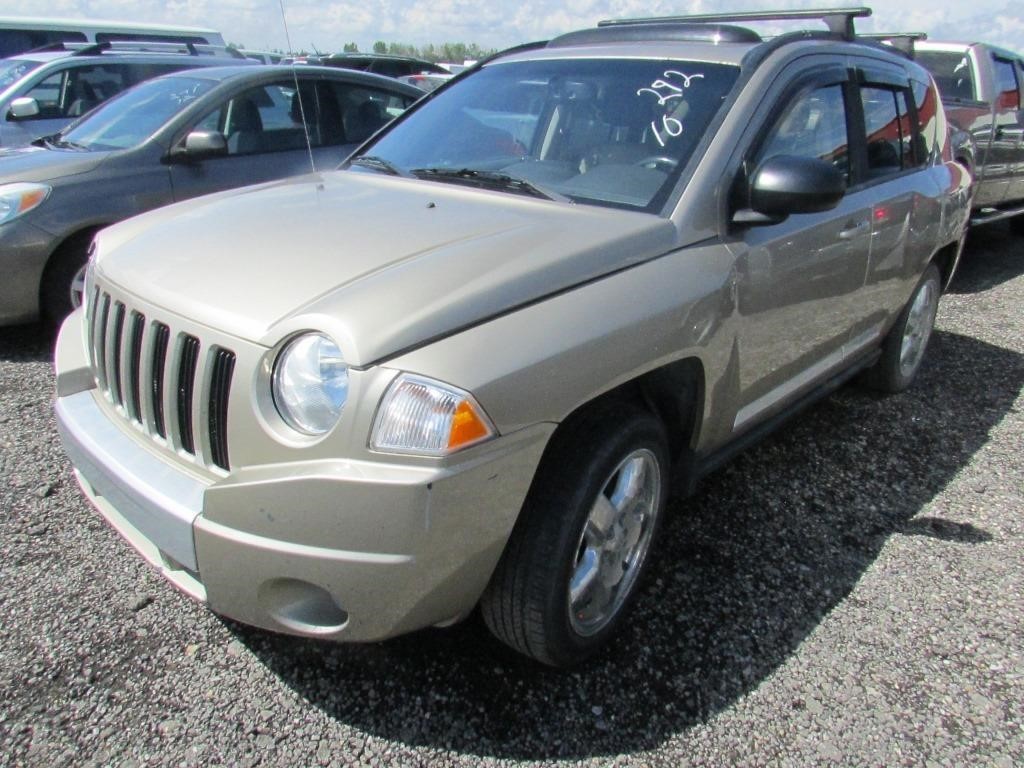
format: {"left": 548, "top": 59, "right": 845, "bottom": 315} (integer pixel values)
{"left": 0, "top": 64, "right": 421, "bottom": 326}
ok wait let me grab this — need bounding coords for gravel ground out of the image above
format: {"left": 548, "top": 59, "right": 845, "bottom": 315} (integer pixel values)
{"left": 1, "top": 223, "right": 1021, "bottom": 767}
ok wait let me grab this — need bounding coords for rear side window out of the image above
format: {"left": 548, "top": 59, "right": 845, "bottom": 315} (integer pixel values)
{"left": 326, "top": 81, "right": 415, "bottom": 144}
{"left": 911, "top": 80, "right": 938, "bottom": 163}
{"left": 860, "top": 83, "right": 924, "bottom": 178}
{"left": 757, "top": 84, "right": 850, "bottom": 181}
{"left": 914, "top": 51, "right": 975, "bottom": 101}
{"left": 370, "top": 60, "right": 412, "bottom": 78}
{"left": 993, "top": 57, "right": 1020, "bottom": 110}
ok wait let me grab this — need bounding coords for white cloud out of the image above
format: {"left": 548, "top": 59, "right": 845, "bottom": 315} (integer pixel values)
{"left": 0, "top": 0, "right": 1020, "bottom": 54}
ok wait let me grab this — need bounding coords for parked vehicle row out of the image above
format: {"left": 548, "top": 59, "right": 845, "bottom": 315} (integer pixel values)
{"left": 0, "top": 64, "right": 421, "bottom": 326}
{"left": 51, "top": 7, "right": 971, "bottom": 667}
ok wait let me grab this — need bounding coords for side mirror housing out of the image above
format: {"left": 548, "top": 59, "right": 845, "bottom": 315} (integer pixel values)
{"left": 168, "top": 130, "right": 227, "bottom": 163}
{"left": 8, "top": 97, "right": 40, "bottom": 120}
{"left": 734, "top": 155, "right": 846, "bottom": 225}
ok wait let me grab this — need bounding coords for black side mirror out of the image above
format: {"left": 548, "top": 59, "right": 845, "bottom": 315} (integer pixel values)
{"left": 734, "top": 155, "right": 846, "bottom": 225}
{"left": 167, "top": 130, "right": 228, "bottom": 163}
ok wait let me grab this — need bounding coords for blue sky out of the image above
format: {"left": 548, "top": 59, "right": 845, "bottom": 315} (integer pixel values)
{"left": 1, "top": 1, "right": 1021, "bottom": 54}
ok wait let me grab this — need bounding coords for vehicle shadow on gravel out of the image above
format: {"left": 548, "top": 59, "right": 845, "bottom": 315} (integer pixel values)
{"left": 950, "top": 222, "right": 1024, "bottom": 294}
{"left": 0, "top": 323, "right": 53, "bottom": 364}
{"left": 237, "top": 328, "right": 1023, "bottom": 760}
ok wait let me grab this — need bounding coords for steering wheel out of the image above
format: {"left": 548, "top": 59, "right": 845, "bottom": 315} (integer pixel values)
{"left": 634, "top": 156, "right": 678, "bottom": 172}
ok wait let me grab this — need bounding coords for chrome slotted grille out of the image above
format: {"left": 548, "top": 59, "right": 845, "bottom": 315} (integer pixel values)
{"left": 86, "top": 289, "right": 236, "bottom": 472}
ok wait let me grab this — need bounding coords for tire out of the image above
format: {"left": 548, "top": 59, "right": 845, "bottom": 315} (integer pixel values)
{"left": 40, "top": 235, "right": 91, "bottom": 328}
{"left": 862, "top": 263, "right": 941, "bottom": 393}
{"left": 481, "top": 400, "right": 670, "bottom": 667}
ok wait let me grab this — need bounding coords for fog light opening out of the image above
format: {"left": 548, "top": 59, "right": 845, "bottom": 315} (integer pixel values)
{"left": 258, "top": 578, "right": 348, "bottom": 634}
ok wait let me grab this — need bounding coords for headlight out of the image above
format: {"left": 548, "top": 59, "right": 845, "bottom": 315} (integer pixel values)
{"left": 371, "top": 373, "right": 496, "bottom": 456}
{"left": 0, "top": 183, "right": 50, "bottom": 226}
{"left": 272, "top": 333, "right": 349, "bottom": 435}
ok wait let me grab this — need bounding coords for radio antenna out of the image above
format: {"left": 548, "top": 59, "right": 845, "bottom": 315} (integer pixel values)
{"left": 278, "top": 0, "right": 316, "bottom": 174}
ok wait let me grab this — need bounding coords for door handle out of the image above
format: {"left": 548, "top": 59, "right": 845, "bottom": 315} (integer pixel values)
{"left": 838, "top": 220, "right": 870, "bottom": 239}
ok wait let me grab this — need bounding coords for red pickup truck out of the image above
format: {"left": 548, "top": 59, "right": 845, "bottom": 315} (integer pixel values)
{"left": 913, "top": 40, "right": 1024, "bottom": 231}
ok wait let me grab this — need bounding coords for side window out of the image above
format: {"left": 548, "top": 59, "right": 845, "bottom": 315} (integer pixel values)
{"left": 328, "top": 82, "right": 414, "bottom": 144}
{"left": 196, "top": 81, "right": 315, "bottom": 156}
{"left": 860, "top": 86, "right": 907, "bottom": 178}
{"left": 22, "top": 71, "right": 65, "bottom": 119}
{"left": 24, "top": 65, "right": 131, "bottom": 120}
{"left": 372, "top": 60, "right": 409, "bottom": 78}
{"left": 124, "top": 63, "right": 190, "bottom": 86}
{"left": 993, "top": 57, "right": 1020, "bottom": 110}
{"left": 71, "top": 65, "right": 129, "bottom": 111}
{"left": 756, "top": 83, "right": 850, "bottom": 181}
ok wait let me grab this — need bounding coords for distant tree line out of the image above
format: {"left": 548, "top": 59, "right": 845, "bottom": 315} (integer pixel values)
{"left": 229, "top": 41, "right": 497, "bottom": 64}
{"left": 357, "top": 41, "right": 496, "bottom": 63}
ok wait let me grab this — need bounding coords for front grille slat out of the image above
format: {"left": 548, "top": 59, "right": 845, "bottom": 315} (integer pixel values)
{"left": 94, "top": 295, "right": 111, "bottom": 392}
{"left": 126, "top": 311, "right": 145, "bottom": 422}
{"left": 150, "top": 323, "right": 170, "bottom": 439}
{"left": 208, "top": 349, "right": 236, "bottom": 471}
{"left": 110, "top": 303, "right": 126, "bottom": 407}
{"left": 176, "top": 335, "right": 201, "bottom": 456}
{"left": 86, "top": 291, "right": 235, "bottom": 474}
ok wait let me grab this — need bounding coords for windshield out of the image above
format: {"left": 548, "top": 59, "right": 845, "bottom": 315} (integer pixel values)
{"left": 58, "top": 74, "right": 217, "bottom": 151}
{"left": 0, "top": 58, "right": 43, "bottom": 90}
{"left": 915, "top": 51, "right": 976, "bottom": 102}
{"left": 356, "top": 58, "right": 739, "bottom": 211}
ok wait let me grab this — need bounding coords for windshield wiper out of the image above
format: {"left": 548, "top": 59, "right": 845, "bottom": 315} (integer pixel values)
{"left": 36, "top": 135, "right": 88, "bottom": 151}
{"left": 410, "top": 167, "right": 566, "bottom": 201}
{"left": 349, "top": 155, "right": 409, "bottom": 177}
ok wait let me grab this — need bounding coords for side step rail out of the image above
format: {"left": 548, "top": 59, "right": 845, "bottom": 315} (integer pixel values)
{"left": 970, "top": 203, "right": 1024, "bottom": 227}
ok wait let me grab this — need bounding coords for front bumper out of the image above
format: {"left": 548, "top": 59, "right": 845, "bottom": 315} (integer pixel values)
{"left": 55, "top": 314, "right": 553, "bottom": 642}
{"left": 0, "top": 218, "right": 58, "bottom": 325}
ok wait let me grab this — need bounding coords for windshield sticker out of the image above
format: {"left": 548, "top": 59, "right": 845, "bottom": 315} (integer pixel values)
{"left": 637, "top": 71, "right": 705, "bottom": 147}
{"left": 170, "top": 84, "right": 204, "bottom": 105}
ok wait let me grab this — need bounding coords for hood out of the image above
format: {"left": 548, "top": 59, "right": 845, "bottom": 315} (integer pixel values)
{"left": 0, "top": 144, "right": 108, "bottom": 183}
{"left": 95, "top": 171, "right": 679, "bottom": 365}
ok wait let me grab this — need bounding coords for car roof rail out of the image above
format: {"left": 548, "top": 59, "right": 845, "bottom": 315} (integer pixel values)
{"left": 860, "top": 32, "right": 927, "bottom": 56}
{"left": 49, "top": 40, "right": 243, "bottom": 58}
{"left": 598, "top": 6, "right": 872, "bottom": 41}
{"left": 549, "top": 23, "right": 761, "bottom": 47}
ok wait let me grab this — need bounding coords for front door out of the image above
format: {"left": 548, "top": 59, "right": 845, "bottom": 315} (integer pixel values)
{"left": 732, "top": 77, "right": 872, "bottom": 432}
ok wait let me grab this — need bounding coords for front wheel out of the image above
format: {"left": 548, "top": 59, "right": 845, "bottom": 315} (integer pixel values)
{"left": 862, "top": 263, "right": 941, "bottom": 393}
{"left": 481, "top": 401, "right": 670, "bottom": 667}
{"left": 40, "top": 235, "right": 92, "bottom": 328}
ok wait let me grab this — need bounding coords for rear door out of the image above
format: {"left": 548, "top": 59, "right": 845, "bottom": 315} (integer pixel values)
{"left": 986, "top": 54, "right": 1023, "bottom": 206}
{"left": 1007, "top": 59, "right": 1024, "bottom": 204}
{"left": 850, "top": 63, "right": 942, "bottom": 340}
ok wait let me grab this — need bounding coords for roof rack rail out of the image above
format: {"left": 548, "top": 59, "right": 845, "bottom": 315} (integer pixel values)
{"left": 49, "top": 40, "right": 243, "bottom": 58}
{"left": 861, "top": 32, "right": 927, "bottom": 55}
{"left": 598, "top": 6, "right": 872, "bottom": 41}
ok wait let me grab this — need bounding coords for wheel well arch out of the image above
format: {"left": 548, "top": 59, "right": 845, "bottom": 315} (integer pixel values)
{"left": 551, "top": 357, "right": 706, "bottom": 472}
{"left": 38, "top": 226, "right": 104, "bottom": 294}
{"left": 930, "top": 237, "right": 961, "bottom": 292}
